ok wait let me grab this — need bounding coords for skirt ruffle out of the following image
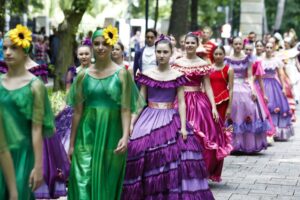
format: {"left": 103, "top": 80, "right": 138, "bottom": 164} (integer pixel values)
{"left": 123, "top": 108, "right": 214, "bottom": 199}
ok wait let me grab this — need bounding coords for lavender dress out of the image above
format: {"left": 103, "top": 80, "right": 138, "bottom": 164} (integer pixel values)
{"left": 122, "top": 74, "right": 214, "bottom": 200}
{"left": 261, "top": 57, "right": 293, "bottom": 140}
{"left": 225, "top": 56, "right": 269, "bottom": 153}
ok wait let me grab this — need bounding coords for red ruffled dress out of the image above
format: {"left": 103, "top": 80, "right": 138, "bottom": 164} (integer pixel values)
{"left": 173, "top": 58, "right": 232, "bottom": 182}
{"left": 209, "top": 65, "right": 230, "bottom": 121}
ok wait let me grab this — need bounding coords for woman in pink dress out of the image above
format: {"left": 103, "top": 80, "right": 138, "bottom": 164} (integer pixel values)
{"left": 173, "top": 33, "right": 232, "bottom": 182}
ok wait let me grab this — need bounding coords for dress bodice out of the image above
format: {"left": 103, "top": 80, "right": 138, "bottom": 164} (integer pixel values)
{"left": 209, "top": 65, "right": 229, "bottom": 104}
{"left": 136, "top": 74, "right": 187, "bottom": 103}
{"left": 224, "top": 56, "right": 252, "bottom": 79}
{"left": 172, "top": 58, "right": 213, "bottom": 87}
{"left": 261, "top": 57, "right": 284, "bottom": 78}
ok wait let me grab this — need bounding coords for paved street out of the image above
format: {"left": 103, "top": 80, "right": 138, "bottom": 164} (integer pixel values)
{"left": 211, "top": 107, "right": 300, "bottom": 200}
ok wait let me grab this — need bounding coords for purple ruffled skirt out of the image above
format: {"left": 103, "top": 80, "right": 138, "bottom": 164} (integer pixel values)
{"left": 55, "top": 106, "right": 73, "bottom": 152}
{"left": 230, "top": 79, "right": 269, "bottom": 153}
{"left": 122, "top": 107, "right": 214, "bottom": 200}
{"left": 34, "top": 106, "right": 73, "bottom": 199}
{"left": 34, "top": 135, "right": 70, "bottom": 199}
{"left": 263, "top": 78, "right": 294, "bottom": 140}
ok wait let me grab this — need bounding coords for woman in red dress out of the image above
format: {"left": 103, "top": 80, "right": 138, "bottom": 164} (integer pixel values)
{"left": 210, "top": 46, "right": 234, "bottom": 121}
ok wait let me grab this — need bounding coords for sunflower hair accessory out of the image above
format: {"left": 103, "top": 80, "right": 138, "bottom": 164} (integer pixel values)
{"left": 9, "top": 24, "right": 32, "bottom": 53}
{"left": 103, "top": 25, "right": 119, "bottom": 46}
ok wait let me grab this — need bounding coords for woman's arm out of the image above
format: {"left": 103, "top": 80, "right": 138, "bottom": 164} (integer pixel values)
{"left": 276, "top": 67, "right": 286, "bottom": 95}
{"left": 68, "top": 103, "right": 83, "bottom": 161}
{"left": 247, "top": 62, "right": 257, "bottom": 100}
{"left": 203, "top": 75, "right": 219, "bottom": 122}
{"left": 226, "top": 67, "right": 234, "bottom": 118}
{"left": 130, "top": 84, "right": 147, "bottom": 128}
{"left": 177, "top": 86, "right": 187, "bottom": 140}
{"left": 29, "top": 123, "right": 44, "bottom": 191}
{"left": 0, "top": 151, "right": 18, "bottom": 199}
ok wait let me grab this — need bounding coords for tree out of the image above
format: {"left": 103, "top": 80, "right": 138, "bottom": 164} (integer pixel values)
{"left": 0, "top": 0, "right": 5, "bottom": 33}
{"left": 190, "top": 0, "right": 198, "bottom": 31}
{"left": 154, "top": 0, "right": 159, "bottom": 30}
{"left": 168, "top": 0, "right": 189, "bottom": 41}
{"left": 274, "top": 0, "right": 286, "bottom": 31}
{"left": 53, "top": 0, "right": 91, "bottom": 91}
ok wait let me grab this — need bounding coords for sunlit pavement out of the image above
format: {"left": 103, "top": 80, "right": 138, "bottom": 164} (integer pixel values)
{"left": 211, "top": 106, "right": 300, "bottom": 200}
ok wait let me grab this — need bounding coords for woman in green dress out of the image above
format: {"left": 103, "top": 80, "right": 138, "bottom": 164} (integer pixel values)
{"left": 67, "top": 25, "right": 144, "bottom": 200}
{"left": 0, "top": 25, "right": 54, "bottom": 200}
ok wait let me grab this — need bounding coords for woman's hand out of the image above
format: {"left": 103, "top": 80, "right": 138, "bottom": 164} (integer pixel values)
{"left": 29, "top": 167, "right": 44, "bottom": 191}
{"left": 251, "top": 90, "right": 257, "bottom": 101}
{"left": 68, "top": 146, "right": 74, "bottom": 163}
{"left": 263, "top": 95, "right": 269, "bottom": 103}
{"left": 225, "top": 107, "right": 231, "bottom": 119}
{"left": 212, "top": 108, "right": 219, "bottom": 122}
{"left": 114, "top": 136, "right": 128, "bottom": 154}
{"left": 180, "top": 128, "right": 188, "bottom": 141}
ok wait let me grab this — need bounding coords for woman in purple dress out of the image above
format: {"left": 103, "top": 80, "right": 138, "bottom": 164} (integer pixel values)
{"left": 261, "top": 42, "right": 293, "bottom": 140}
{"left": 224, "top": 37, "right": 269, "bottom": 153}
{"left": 122, "top": 35, "right": 215, "bottom": 199}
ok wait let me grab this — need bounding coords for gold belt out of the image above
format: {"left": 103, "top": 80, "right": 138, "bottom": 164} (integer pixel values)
{"left": 184, "top": 86, "right": 201, "bottom": 92}
{"left": 148, "top": 102, "right": 174, "bottom": 109}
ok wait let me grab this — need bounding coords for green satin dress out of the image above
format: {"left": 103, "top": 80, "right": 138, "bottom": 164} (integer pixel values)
{"left": 67, "top": 67, "right": 144, "bottom": 200}
{"left": 0, "top": 76, "right": 54, "bottom": 200}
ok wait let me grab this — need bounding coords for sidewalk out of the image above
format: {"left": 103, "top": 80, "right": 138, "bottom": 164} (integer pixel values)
{"left": 211, "top": 107, "right": 300, "bottom": 200}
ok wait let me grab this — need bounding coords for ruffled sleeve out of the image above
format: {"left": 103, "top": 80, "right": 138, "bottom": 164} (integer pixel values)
{"left": 136, "top": 74, "right": 188, "bottom": 88}
{"left": 30, "top": 79, "right": 55, "bottom": 137}
{"left": 0, "top": 61, "right": 8, "bottom": 74}
{"left": 118, "top": 68, "right": 146, "bottom": 113}
{"left": 28, "top": 64, "right": 49, "bottom": 83}
{"left": 172, "top": 62, "right": 214, "bottom": 76}
{"left": 66, "top": 69, "right": 87, "bottom": 107}
{"left": 253, "top": 61, "right": 265, "bottom": 76}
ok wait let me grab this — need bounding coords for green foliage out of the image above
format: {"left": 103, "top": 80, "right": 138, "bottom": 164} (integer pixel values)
{"left": 9, "top": 0, "right": 43, "bottom": 14}
{"left": 130, "top": 0, "right": 171, "bottom": 19}
{"left": 266, "top": 0, "right": 300, "bottom": 34}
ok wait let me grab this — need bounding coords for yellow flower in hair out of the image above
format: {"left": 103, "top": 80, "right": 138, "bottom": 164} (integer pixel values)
{"left": 103, "top": 25, "right": 119, "bottom": 46}
{"left": 9, "top": 24, "right": 32, "bottom": 49}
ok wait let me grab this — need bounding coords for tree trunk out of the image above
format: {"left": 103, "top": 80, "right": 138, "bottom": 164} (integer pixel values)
{"left": 274, "top": 0, "right": 285, "bottom": 31}
{"left": 0, "top": 0, "right": 5, "bottom": 33}
{"left": 154, "top": 0, "right": 159, "bottom": 30}
{"left": 53, "top": 0, "right": 91, "bottom": 91}
{"left": 190, "top": 0, "right": 198, "bottom": 31}
{"left": 168, "top": 0, "right": 189, "bottom": 42}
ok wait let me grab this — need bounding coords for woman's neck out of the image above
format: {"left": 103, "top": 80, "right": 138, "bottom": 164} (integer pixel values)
{"left": 186, "top": 52, "right": 197, "bottom": 59}
{"left": 94, "top": 57, "right": 112, "bottom": 70}
{"left": 214, "top": 61, "right": 224, "bottom": 68}
{"left": 233, "top": 51, "right": 242, "bottom": 57}
{"left": 158, "top": 63, "right": 170, "bottom": 72}
{"left": 7, "top": 63, "right": 27, "bottom": 77}
{"left": 113, "top": 57, "right": 123, "bottom": 65}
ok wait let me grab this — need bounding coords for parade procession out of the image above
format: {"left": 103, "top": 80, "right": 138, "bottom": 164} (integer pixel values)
{"left": 0, "top": 0, "right": 300, "bottom": 200}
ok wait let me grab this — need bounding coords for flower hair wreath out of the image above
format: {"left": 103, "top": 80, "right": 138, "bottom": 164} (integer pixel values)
{"left": 103, "top": 25, "right": 119, "bottom": 46}
{"left": 9, "top": 24, "right": 32, "bottom": 53}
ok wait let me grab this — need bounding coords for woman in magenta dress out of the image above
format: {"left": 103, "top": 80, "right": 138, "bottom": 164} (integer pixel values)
{"left": 209, "top": 46, "right": 234, "bottom": 121}
{"left": 224, "top": 37, "right": 269, "bottom": 153}
{"left": 123, "top": 35, "right": 214, "bottom": 199}
{"left": 173, "top": 33, "right": 232, "bottom": 182}
{"left": 261, "top": 42, "right": 293, "bottom": 140}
